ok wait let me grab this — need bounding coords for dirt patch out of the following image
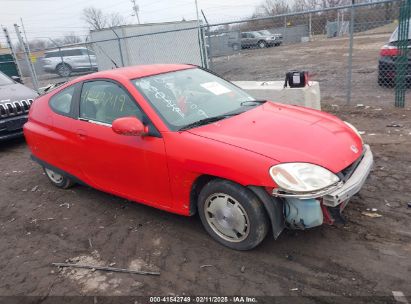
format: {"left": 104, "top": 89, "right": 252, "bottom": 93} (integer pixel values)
{"left": 0, "top": 104, "right": 410, "bottom": 299}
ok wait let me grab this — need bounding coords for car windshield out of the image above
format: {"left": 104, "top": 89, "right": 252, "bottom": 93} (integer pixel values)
{"left": 133, "top": 68, "right": 259, "bottom": 131}
{"left": 0, "top": 72, "right": 14, "bottom": 86}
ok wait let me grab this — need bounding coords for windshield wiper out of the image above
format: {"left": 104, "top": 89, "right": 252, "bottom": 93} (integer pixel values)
{"left": 179, "top": 113, "right": 239, "bottom": 131}
{"left": 240, "top": 100, "right": 267, "bottom": 106}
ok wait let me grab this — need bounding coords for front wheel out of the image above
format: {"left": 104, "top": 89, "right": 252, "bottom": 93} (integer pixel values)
{"left": 258, "top": 41, "right": 267, "bottom": 49}
{"left": 44, "top": 167, "right": 74, "bottom": 189}
{"left": 197, "top": 180, "right": 269, "bottom": 250}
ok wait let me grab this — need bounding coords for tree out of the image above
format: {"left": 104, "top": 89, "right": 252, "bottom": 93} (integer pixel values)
{"left": 63, "top": 33, "right": 83, "bottom": 44}
{"left": 82, "top": 7, "right": 107, "bottom": 30}
{"left": 259, "top": 0, "right": 291, "bottom": 15}
{"left": 82, "top": 7, "right": 127, "bottom": 31}
{"left": 107, "top": 12, "right": 126, "bottom": 27}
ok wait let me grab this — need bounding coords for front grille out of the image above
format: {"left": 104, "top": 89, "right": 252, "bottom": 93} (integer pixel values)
{"left": 0, "top": 99, "right": 34, "bottom": 119}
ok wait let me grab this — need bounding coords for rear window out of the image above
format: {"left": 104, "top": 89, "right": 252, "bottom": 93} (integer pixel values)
{"left": 81, "top": 49, "right": 95, "bottom": 56}
{"left": 389, "top": 22, "right": 411, "bottom": 42}
{"left": 45, "top": 49, "right": 84, "bottom": 57}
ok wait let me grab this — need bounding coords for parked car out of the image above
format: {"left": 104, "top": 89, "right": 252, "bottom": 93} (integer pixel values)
{"left": 24, "top": 64, "right": 373, "bottom": 250}
{"left": 42, "top": 47, "right": 98, "bottom": 77}
{"left": 241, "top": 31, "right": 280, "bottom": 49}
{"left": 378, "top": 22, "right": 411, "bottom": 86}
{"left": 258, "top": 30, "right": 283, "bottom": 46}
{"left": 0, "top": 71, "right": 38, "bottom": 141}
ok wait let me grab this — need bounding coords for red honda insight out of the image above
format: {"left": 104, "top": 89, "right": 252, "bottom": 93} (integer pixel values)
{"left": 24, "top": 64, "right": 373, "bottom": 250}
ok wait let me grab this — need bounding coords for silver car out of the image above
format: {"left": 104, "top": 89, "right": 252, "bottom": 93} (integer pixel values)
{"left": 241, "top": 31, "right": 280, "bottom": 49}
{"left": 42, "top": 47, "right": 98, "bottom": 77}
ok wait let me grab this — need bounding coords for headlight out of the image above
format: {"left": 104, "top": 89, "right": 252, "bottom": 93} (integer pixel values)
{"left": 269, "top": 163, "right": 340, "bottom": 193}
{"left": 344, "top": 121, "right": 363, "bottom": 144}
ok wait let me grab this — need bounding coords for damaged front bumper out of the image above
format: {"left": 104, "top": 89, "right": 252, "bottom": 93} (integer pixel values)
{"left": 273, "top": 144, "right": 374, "bottom": 229}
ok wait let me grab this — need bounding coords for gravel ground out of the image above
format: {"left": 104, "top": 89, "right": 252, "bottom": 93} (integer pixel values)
{"left": 1, "top": 108, "right": 410, "bottom": 302}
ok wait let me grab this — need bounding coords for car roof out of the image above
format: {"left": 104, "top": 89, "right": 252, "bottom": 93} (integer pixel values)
{"left": 45, "top": 47, "right": 89, "bottom": 53}
{"left": 75, "top": 64, "right": 195, "bottom": 82}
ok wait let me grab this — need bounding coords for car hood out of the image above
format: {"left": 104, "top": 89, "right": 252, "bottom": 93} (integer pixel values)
{"left": 0, "top": 83, "right": 38, "bottom": 103}
{"left": 187, "top": 102, "right": 363, "bottom": 173}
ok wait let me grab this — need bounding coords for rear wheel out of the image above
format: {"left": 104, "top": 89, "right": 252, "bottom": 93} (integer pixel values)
{"left": 56, "top": 63, "right": 72, "bottom": 77}
{"left": 197, "top": 179, "right": 269, "bottom": 250}
{"left": 44, "top": 167, "right": 74, "bottom": 189}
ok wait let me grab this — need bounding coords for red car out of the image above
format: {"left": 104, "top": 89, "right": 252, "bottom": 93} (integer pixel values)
{"left": 24, "top": 64, "right": 373, "bottom": 250}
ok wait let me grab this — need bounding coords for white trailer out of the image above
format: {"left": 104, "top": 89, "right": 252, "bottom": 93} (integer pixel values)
{"left": 90, "top": 21, "right": 206, "bottom": 71}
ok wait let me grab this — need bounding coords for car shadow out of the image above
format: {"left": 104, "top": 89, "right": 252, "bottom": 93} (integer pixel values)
{"left": 0, "top": 137, "right": 27, "bottom": 152}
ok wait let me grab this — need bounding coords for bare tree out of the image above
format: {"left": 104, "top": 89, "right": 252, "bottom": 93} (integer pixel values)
{"left": 63, "top": 32, "right": 83, "bottom": 44}
{"left": 107, "top": 12, "right": 126, "bottom": 27}
{"left": 82, "top": 7, "right": 127, "bottom": 30}
{"left": 259, "top": 0, "right": 291, "bottom": 15}
{"left": 82, "top": 7, "right": 107, "bottom": 30}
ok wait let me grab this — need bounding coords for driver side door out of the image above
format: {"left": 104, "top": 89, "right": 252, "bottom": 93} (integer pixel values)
{"left": 75, "top": 79, "right": 172, "bottom": 208}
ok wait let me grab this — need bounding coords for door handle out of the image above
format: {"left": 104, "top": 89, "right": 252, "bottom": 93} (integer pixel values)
{"left": 76, "top": 129, "right": 87, "bottom": 140}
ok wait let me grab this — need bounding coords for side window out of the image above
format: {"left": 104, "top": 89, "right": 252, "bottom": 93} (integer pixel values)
{"left": 80, "top": 80, "right": 142, "bottom": 125}
{"left": 241, "top": 33, "right": 246, "bottom": 38}
{"left": 49, "top": 85, "right": 75, "bottom": 116}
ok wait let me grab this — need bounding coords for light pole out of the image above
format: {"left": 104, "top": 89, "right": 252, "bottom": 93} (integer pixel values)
{"left": 131, "top": 0, "right": 141, "bottom": 24}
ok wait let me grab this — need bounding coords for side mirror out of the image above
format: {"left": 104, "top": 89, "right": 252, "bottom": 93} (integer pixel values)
{"left": 112, "top": 116, "right": 148, "bottom": 136}
{"left": 11, "top": 76, "right": 22, "bottom": 84}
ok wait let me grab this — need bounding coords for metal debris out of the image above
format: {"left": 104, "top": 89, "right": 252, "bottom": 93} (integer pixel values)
{"left": 52, "top": 262, "right": 160, "bottom": 276}
{"left": 387, "top": 123, "right": 402, "bottom": 128}
{"left": 31, "top": 185, "right": 39, "bottom": 192}
{"left": 200, "top": 265, "right": 213, "bottom": 268}
{"left": 362, "top": 212, "right": 382, "bottom": 218}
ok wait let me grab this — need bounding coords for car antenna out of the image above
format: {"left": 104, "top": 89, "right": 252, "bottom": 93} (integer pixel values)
{"left": 95, "top": 44, "right": 119, "bottom": 68}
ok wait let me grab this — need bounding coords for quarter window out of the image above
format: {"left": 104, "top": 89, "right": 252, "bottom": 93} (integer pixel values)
{"left": 80, "top": 81, "right": 142, "bottom": 125}
{"left": 49, "top": 85, "right": 75, "bottom": 115}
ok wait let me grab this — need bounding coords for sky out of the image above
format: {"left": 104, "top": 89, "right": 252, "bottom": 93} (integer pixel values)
{"left": 0, "top": 0, "right": 263, "bottom": 45}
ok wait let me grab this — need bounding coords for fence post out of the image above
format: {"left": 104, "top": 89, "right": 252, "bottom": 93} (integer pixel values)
{"left": 2, "top": 27, "right": 23, "bottom": 80}
{"left": 309, "top": 13, "right": 312, "bottom": 40}
{"left": 395, "top": 0, "right": 410, "bottom": 108}
{"left": 110, "top": 28, "right": 125, "bottom": 67}
{"left": 47, "top": 38, "right": 69, "bottom": 82}
{"left": 13, "top": 24, "right": 39, "bottom": 91}
{"left": 85, "top": 37, "right": 94, "bottom": 72}
{"left": 201, "top": 10, "right": 213, "bottom": 70}
{"left": 346, "top": 1, "right": 355, "bottom": 105}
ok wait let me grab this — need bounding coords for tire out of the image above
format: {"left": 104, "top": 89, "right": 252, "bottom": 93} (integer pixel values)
{"left": 56, "top": 63, "right": 72, "bottom": 77}
{"left": 258, "top": 40, "right": 267, "bottom": 49}
{"left": 197, "top": 179, "right": 269, "bottom": 250}
{"left": 232, "top": 44, "right": 240, "bottom": 51}
{"left": 44, "top": 167, "right": 74, "bottom": 189}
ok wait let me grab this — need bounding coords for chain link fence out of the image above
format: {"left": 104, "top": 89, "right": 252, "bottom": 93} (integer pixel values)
{"left": 3, "top": 0, "right": 409, "bottom": 107}
{"left": 206, "top": 0, "right": 409, "bottom": 107}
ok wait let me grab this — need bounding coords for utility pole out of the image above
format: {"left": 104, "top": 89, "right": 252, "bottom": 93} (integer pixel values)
{"left": 14, "top": 23, "right": 39, "bottom": 91}
{"left": 131, "top": 0, "right": 140, "bottom": 24}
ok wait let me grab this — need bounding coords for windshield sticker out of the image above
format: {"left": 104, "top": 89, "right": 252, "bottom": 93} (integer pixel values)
{"left": 200, "top": 82, "right": 231, "bottom": 96}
